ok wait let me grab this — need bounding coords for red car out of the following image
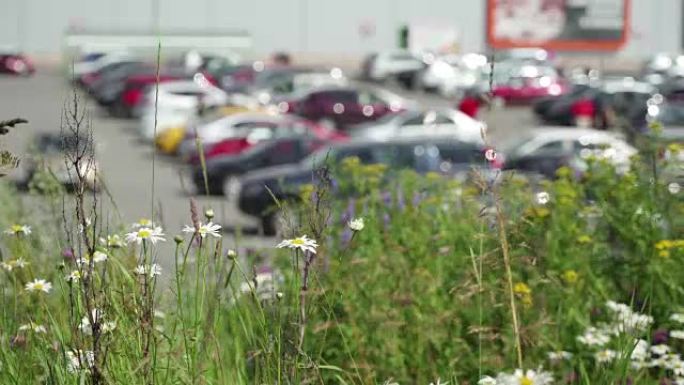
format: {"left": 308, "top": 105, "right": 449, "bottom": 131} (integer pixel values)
{"left": 111, "top": 73, "right": 185, "bottom": 118}
{"left": 282, "top": 85, "right": 411, "bottom": 129}
{"left": 0, "top": 53, "right": 34, "bottom": 76}
{"left": 189, "top": 116, "right": 347, "bottom": 165}
{"left": 493, "top": 75, "right": 568, "bottom": 105}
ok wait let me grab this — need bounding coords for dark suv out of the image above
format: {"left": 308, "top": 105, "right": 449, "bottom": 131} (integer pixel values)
{"left": 237, "top": 136, "right": 488, "bottom": 234}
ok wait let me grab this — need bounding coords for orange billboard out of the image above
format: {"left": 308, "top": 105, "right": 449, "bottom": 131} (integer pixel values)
{"left": 487, "top": 0, "right": 630, "bottom": 51}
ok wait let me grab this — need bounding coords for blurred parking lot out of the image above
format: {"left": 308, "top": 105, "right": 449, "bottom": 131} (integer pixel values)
{"left": 0, "top": 62, "right": 533, "bottom": 244}
{"left": 1, "top": 44, "right": 682, "bottom": 253}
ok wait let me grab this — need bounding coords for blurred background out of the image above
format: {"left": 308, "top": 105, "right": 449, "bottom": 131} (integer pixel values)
{"left": 0, "top": 0, "right": 682, "bottom": 245}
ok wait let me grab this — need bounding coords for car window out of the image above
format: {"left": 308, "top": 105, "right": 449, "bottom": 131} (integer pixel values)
{"left": 400, "top": 111, "right": 452, "bottom": 126}
{"left": 530, "top": 140, "right": 565, "bottom": 155}
{"left": 357, "top": 90, "right": 384, "bottom": 105}
{"left": 313, "top": 90, "right": 358, "bottom": 104}
{"left": 233, "top": 121, "right": 279, "bottom": 136}
{"left": 437, "top": 143, "right": 484, "bottom": 164}
{"left": 390, "top": 53, "right": 417, "bottom": 61}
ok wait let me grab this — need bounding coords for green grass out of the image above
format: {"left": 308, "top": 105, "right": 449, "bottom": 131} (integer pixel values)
{"left": 0, "top": 131, "right": 682, "bottom": 384}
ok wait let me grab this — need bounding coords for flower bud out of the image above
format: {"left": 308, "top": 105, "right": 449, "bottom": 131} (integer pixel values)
{"left": 276, "top": 292, "right": 284, "bottom": 300}
{"left": 204, "top": 209, "right": 215, "bottom": 220}
{"left": 227, "top": 249, "right": 237, "bottom": 260}
{"left": 174, "top": 235, "right": 184, "bottom": 244}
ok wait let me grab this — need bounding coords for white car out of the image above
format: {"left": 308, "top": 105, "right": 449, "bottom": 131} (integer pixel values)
{"left": 251, "top": 70, "right": 348, "bottom": 106}
{"left": 138, "top": 78, "right": 229, "bottom": 141}
{"left": 362, "top": 50, "right": 425, "bottom": 82}
{"left": 70, "top": 51, "right": 132, "bottom": 80}
{"left": 418, "top": 54, "right": 488, "bottom": 97}
{"left": 350, "top": 108, "right": 484, "bottom": 144}
{"left": 176, "top": 112, "right": 289, "bottom": 159}
{"left": 501, "top": 127, "right": 638, "bottom": 174}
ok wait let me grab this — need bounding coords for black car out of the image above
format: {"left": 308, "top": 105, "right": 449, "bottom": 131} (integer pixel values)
{"left": 237, "top": 137, "right": 489, "bottom": 234}
{"left": 533, "top": 84, "right": 599, "bottom": 126}
{"left": 89, "top": 61, "right": 152, "bottom": 106}
{"left": 191, "top": 135, "right": 329, "bottom": 196}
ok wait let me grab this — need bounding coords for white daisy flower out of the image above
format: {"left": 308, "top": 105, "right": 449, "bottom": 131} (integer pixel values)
{"left": 66, "top": 350, "right": 95, "bottom": 373}
{"left": 547, "top": 351, "right": 573, "bottom": 362}
{"left": 92, "top": 251, "right": 108, "bottom": 263}
{"left": 14, "top": 257, "right": 28, "bottom": 268}
{"left": 1, "top": 258, "right": 29, "bottom": 272}
{"left": 100, "top": 234, "right": 124, "bottom": 248}
{"left": 348, "top": 217, "right": 365, "bottom": 232}
{"left": 651, "top": 344, "right": 671, "bottom": 356}
{"left": 19, "top": 322, "right": 47, "bottom": 334}
{"left": 276, "top": 235, "right": 318, "bottom": 254}
{"left": 78, "top": 309, "right": 103, "bottom": 335}
{"left": 672, "top": 313, "right": 684, "bottom": 323}
{"left": 535, "top": 191, "right": 550, "bottom": 205}
{"left": 182, "top": 221, "right": 222, "bottom": 238}
{"left": 134, "top": 264, "right": 162, "bottom": 278}
{"left": 595, "top": 349, "right": 617, "bottom": 363}
{"left": 25, "top": 279, "right": 52, "bottom": 294}
{"left": 631, "top": 339, "right": 650, "bottom": 361}
{"left": 577, "top": 326, "right": 611, "bottom": 346}
{"left": 66, "top": 270, "right": 84, "bottom": 283}
{"left": 478, "top": 376, "right": 497, "bottom": 385}
{"left": 102, "top": 321, "right": 117, "bottom": 333}
{"left": 496, "top": 368, "right": 553, "bottom": 385}
{"left": 671, "top": 330, "right": 684, "bottom": 339}
{"left": 79, "top": 309, "right": 115, "bottom": 335}
{"left": 77, "top": 218, "right": 92, "bottom": 234}
{"left": 125, "top": 226, "right": 165, "bottom": 245}
{"left": 4, "top": 224, "right": 31, "bottom": 236}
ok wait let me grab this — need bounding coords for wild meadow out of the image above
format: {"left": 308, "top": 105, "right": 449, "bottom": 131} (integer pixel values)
{"left": 0, "top": 110, "right": 683, "bottom": 385}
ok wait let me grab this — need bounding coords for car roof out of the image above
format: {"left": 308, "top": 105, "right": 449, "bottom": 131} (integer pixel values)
{"left": 529, "top": 126, "right": 626, "bottom": 141}
{"left": 322, "top": 135, "right": 483, "bottom": 152}
{"left": 601, "top": 78, "right": 655, "bottom": 94}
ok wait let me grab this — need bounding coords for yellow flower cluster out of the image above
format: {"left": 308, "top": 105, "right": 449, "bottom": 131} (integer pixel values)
{"left": 655, "top": 240, "right": 684, "bottom": 258}
{"left": 577, "top": 235, "right": 592, "bottom": 244}
{"left": 513, "top": 282, "right": 533, "bottom": 307}
{"left": 561, "top": 269, "right": 579, "bottom": 285}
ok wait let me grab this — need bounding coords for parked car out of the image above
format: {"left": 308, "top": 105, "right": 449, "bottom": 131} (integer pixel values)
{"left": 23, "top": 133, "right": 99, "bottom": 191}
{"left": 87, "top": 61, "right": 153, "bottom": 104}
{"left": 491, "top": 63, "right": 568, "bottom": 105}
{"left": 417, "top": 53, "right": 488, "bottom": 97}
{"left": 155, "top": 105, "right": 262, "bottom": 155}
{"left": 178, "top": 113, "right": 343, "bottom": 162}
{"left": 500, "top": 127, "right": 637, "bottom": 179}
{"left": 238, "top": 136, "right": 491, "bottom": 234}
{"left": 0, "top": 52, "right": 35, "bottom": 76}
{"left": 138, "top": 79, "right": 229, "bottom": 141}
{"left": 250, "top": 69, "right": 347, "bottom": 106}
{"left": 70, "top": 51, "right": 131, "bottom": 82}
{"left": 533, "top": 84, "right": 601, "bottom": 126}
{"left": 361, "top": 50, "right": 426, "bottom": 82}
{"left": 191, "top": 127, "right": 347, "bottom": 196}
{"left": 109, "top": 72, "right": 188, "bottom": 118}
{"left": 282, "top": 85, "right": 412, "bottom": 129}
{"left": 349, "top": 108, "right": 484, "bottom": 144}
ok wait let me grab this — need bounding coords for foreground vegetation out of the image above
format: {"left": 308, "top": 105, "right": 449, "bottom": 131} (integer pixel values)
{"left": 0, "top": 109, "right": 683, "bottom": 384}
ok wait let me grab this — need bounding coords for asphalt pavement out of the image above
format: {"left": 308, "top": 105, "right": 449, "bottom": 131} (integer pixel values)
{"left": 0, "top": 66, "right": 536, "bottom": 258}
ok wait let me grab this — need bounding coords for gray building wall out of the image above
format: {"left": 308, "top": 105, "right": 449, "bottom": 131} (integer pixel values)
{"left": 0, "top": 0, "right": 680, "bottom": 58}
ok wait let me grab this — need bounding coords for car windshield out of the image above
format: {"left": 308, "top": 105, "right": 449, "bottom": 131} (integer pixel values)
{"left": 656, "top": 104, "right": 684, "bottom": 125}
{"left": 499, "top": 133, "right": 536, "bottom": 158}
{"left": 300, "top": 146, "right": 336, "bottom": 168}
